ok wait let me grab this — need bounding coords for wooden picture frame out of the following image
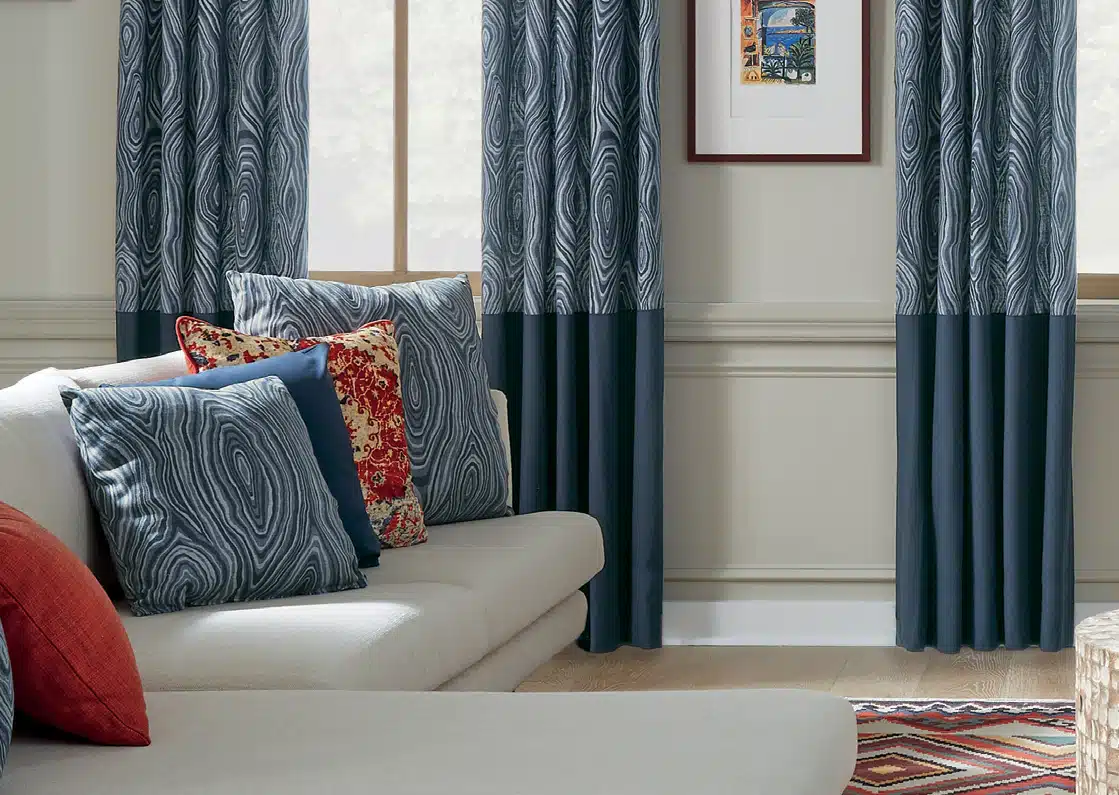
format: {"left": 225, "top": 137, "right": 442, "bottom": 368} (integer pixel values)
{"left": 688, "top": 0, "right": 872, "bottom": 163}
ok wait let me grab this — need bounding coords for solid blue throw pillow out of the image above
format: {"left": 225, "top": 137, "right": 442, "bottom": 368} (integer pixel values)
{"left": 145, "top": 345, "right": 379, "bottom": 567}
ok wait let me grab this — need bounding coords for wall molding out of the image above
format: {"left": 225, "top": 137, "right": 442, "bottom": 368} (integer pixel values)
{"left": 0, "top": 299, "right": 115, "bottom": 341}
{"left": 665, "top": 300, "right": 1119, "bottom": 346}
{"left": 3, "top": 298, "right": 1118, "bottom": 343}
{"left": 666, "top": 565, "right": 1119, "bottom": 585}
{"left": 664, "top": 363, "right": 896, "bottom": 379}
{"left": 3, "top": 298, "right": 1119, "bottom": 385}
{"left": 664, "top": 599, "right": 1119, "bottom": 646}
{"left": 665, "top": 302, "right": 895, "bottom": 344}
{"left": 0, "top": 299, "right": 116, "bottom": 384}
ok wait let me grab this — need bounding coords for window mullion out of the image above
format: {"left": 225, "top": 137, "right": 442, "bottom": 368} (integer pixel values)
{"left": 394, "top": 0, "right": 408, "bottom": 275}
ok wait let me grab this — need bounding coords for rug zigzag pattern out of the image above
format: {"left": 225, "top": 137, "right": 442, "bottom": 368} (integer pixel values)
{"left": 845, "top": 700, "right": 1075, "bottom": 795}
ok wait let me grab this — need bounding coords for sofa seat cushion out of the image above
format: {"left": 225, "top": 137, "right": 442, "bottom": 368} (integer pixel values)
{"left": 121, "top": 582, "right": 492, "bottom": 692}
{"left": 121, "top": 512, "right": 602, "bottom": 693}
{"left": 3, "top": 689, "right": 857, "bottom": 795}
{"left": 375, "top": 512, "right": 604, "bottom": 651}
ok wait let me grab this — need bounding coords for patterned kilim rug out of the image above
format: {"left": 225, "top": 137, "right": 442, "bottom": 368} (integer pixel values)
{"left": 845, "top": 700, "right": 1075, "bottom": 795}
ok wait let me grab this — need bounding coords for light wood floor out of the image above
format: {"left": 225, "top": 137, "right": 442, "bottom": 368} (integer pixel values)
{"left": 518, "top": 646, "right": 1076, "bottom": 700}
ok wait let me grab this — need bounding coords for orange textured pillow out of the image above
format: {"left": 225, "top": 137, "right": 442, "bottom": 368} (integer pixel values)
{"left": 0, "top": 502, "right": 149, "bottom": 745}
{"left": 176, "top": 316, "right": 426, "bottom": 548}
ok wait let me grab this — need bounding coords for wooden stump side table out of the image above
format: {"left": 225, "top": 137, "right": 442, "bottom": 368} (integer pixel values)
{"left": 1077, "top": 609, "right": 1119, "bottom": 795}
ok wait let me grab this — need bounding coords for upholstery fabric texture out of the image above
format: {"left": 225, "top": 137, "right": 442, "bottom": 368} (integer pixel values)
{"left": 64, "top": 377, "right": 366, "bottom": 616}
{"left": 122, "top": 511, "right": 603, "bottom": 693}
{"left": 894, "top": 0, "right": 1076, "bottom": 651}
{"left": 115, "top": 0, "right": 310, "bottom": 360}
{"left": 0, "top": 620, "right": 11, "bottom": 777}
{"left": 0, "top": 376, "right": 118, "bottom": 588}
{"left": 228, "top": 272, "right": 509, "bottom": 527}
{"left": 0, "top": 502, "right": 149, "bottom": 746}
{"left": 3, "top": 689, "right": 857, "bottom": 795}
{"left": 481, "top": 0, "right": 664, "bottom": 651}
{"left": 439, "top": 591, "right": 588, "bottom": 692}
{"left": 176, "top": 316, "right": 426, "bottom": 548}
{"left": 142, "top": 344, "right": 379, "bottom": 566}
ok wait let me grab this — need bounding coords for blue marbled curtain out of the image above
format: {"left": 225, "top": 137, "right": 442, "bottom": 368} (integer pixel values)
{"left": 482, "top": 0, "right": 664, "bottom": 651}
{"left": 115, "top": 0, "right": 310, "bottom": 361}
{"left": 895, "top": 0, "right": 1076, "bottom": 652}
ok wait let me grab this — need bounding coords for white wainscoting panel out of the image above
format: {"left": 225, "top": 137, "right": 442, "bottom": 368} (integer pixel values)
{"left": 4, "top": 298, "right": 1119, "bottom": 646}
{"left": 0, "top": 299, "right": 115, "bottom": 386}
{"left": 663, "top": 300, "right": 1119, "bottom": 644}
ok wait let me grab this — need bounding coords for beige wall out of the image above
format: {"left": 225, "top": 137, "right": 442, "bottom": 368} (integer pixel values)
{"left": 662, "top": 0, "right": 896, "bottom": 305}
{"left": 661, "top": 0, "right": 897, "bottom": 605}
{"left": 0, "top": 0, "right": 119, "bottom": 300}
{"left": 661, "top": 0, "right": 1119, "bottom": 623}
{"left": 3, "top": 0, "right": 1119, "bottom": 636}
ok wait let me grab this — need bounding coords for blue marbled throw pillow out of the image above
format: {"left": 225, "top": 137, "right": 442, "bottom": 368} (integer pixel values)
{"left": 141, "top": 344, "right": 380, "bottom": 568}
{"left": 228, "top": 273, "right": 509, "bottom": 526}
{"left": 64, "top": 376, "right": 366, "bottom": 616}
{"left": 0, "top": 620, "right": 12, "bottom": 778}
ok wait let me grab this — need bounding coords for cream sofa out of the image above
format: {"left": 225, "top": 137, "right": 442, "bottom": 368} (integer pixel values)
{"left": 4, "top": 689, "right": 858, "bottom": 794}
{"left": 0, "top": 352, "right": 858, "bottom": 794}
{"left": 0, "top": 352, "right": 604, "bottom": 693}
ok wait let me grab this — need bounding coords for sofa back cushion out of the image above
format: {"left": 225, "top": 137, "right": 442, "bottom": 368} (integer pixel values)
{"left": 0, "top": 350, "right": 514, "bottom": 587}
{"left": 0, "top": 353, "right": 191, "bottom": 586}
{"left": 62, "top": 351, "right": 190, "bottom": 388}
{"left": 0, "top": 374, "right": 110, "bottom": 583}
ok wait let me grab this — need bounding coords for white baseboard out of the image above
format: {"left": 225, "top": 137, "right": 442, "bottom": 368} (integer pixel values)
{"left": 663, "top": 600, "right": 1119, "bottom": 646}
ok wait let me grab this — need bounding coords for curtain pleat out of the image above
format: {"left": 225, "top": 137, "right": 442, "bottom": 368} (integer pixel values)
{"left": 482, "top": 0, "right": 664, "bottom": 652}
{"left": 115, "top": 0, "right": 309, "bottom": 361}
{"left": 895, "top": 0, "right": 1076, "bottom": 652}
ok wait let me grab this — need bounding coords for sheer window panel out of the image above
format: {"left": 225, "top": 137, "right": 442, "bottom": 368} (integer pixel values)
{"left": 408, "top": 0, "right": 483, "bottom": 274}
{"left": 1079, "top": 0, "right": 1119, "bottom": 297}
{"left": 308, "top": 0, "right": 395, "bottom": 273}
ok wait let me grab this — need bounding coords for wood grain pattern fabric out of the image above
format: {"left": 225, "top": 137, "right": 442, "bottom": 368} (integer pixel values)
{"left": 115, "top": 0, "right": 310, "bottom": 361}
{"left": 894, "top": 0, "right": 1076, "bottom": 653}
{"left": 482, "top": 0, "right": 665, "bottom": 653}
{"left": 0, "top": 621, "right": 11, "bottom": 777}
{"left": 64, "top": 377, "right": 366, "bottom": 617}
{"left": 228, "top": 273, "right": 510, "bottom": 528}
{"left": 176, "top": 317, "right": 427, "bottom": 549}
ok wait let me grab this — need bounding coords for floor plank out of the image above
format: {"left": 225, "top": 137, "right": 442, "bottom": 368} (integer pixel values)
{"left": 518, "top": 646, "right": 1076, "bottom": 700}
{"left": 831, "top": 647, "right": 930, "bottom": 699}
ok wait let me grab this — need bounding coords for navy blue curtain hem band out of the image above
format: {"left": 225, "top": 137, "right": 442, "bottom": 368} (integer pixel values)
{"left": 482, "top": 309, "right": 664, "bottom": 653}
{"left": 895, "top": 314, "right": 1075, "bottom": 652}
{"left": 117, "top": 310, "right": 234, "bottom": 362}
{"left": 481, "top": 309, "right": 667, "bottom": 317}
{"left": 895, "top": 312, "right": 1078, "bottom": 320}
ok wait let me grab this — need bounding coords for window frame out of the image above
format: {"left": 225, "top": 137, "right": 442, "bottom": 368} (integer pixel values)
{"left": 1079, "top": 275, "right": 1119, "bottom": 301}
{"left": 308, "top": 0, "right": 482, "bottom": 295}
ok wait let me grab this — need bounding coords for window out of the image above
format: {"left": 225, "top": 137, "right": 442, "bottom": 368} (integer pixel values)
{"left": 308, "top": 0, "right": 482, "bottom": 293}
{"left": 1079, "top": 1, "right": 1119, "bottom": 298}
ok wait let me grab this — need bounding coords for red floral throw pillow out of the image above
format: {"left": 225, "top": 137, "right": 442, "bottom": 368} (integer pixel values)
{"left": 0, "top": 502, "right": 150, "bottom": 745}
{"left": 176, "top": 317, "right": 426, "bottom": 547}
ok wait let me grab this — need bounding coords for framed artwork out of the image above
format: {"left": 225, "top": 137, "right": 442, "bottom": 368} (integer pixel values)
{"left": 688, "top": 0, "right": 871, "bottom": 163}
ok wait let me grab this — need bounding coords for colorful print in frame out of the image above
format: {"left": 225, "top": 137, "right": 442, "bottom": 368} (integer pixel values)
{"left": 740, "top": 0, "right": 816, "bottom": 85}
